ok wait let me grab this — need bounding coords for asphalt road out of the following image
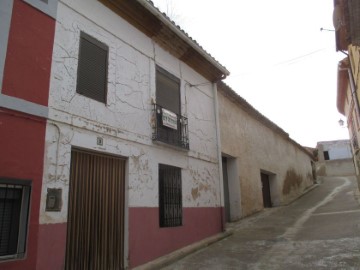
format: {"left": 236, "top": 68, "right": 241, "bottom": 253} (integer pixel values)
{"left": 161, "top": 176, "right": 360, "bottom": 270}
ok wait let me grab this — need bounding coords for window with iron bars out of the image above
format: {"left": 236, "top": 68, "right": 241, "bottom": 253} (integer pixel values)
{"left": 0, "top": 178, "right": 31, "bottom": 260}
{"left": 152, "top": 66, "right": 189, "bottom": 150}
{"left": 159, "top": 164, "right": 182, "bottom": 227}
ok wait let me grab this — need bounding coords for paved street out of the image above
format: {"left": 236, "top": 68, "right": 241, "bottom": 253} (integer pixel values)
{"left": 162, "top": 176, "right": 360, "bottom": 270}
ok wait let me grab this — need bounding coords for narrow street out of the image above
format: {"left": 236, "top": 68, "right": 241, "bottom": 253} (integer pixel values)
{"left": 162, "top": 176, "right": 360, "bottom": 270}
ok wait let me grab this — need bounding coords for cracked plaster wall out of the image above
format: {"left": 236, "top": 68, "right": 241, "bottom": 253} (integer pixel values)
{"left": 40, "top": 0, "right": 221, "bottom": 224}
{"left": 219, "top": 91, "right": 314, "bottom": 217}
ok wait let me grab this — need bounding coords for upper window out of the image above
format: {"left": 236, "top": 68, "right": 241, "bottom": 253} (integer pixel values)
{"left": 159, "top": 164, "right": 182, "bottom": 227}
{"left": 152, "top": 66, "right": 189, "bottom": 149}
{"left": 76, "top": 32, "right": 108, "bottom": 103}
{"left": 156, "top": 66, "right": 180, "bottom": 115}
{"left": 0, "top": 178, "right": 31, "bottom": 260}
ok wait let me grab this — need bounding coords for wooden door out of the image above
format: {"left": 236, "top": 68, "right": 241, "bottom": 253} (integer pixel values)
{"left": 65, "top": 149, "right": 126, "bottom": 270}
{"left": 261, "top": 173, "right": 272, "bottom": 208}
{"left": 222, "top": 157, "right": 231, "bottom": 222}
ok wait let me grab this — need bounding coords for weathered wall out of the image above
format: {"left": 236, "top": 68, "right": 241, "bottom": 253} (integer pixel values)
{"left": 218, "top": 86, "right": 314, "bottom": 218}
{"left": 316, "top": 158, "right": 356, "bottom": 177}
{"left": 40, "top": 0, "right": 222, "bottom": 268}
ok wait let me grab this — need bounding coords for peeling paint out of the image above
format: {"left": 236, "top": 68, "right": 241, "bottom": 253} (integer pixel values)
{"left": 40, "top": 1, "right": 222, "bottom": 225}
{"left": 191, "top": 187, "right": 199, "bottom": 200}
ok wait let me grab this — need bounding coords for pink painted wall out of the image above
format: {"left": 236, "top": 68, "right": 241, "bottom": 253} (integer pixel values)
{"left": 0, "top": 109, "right": 46, "bottom": 270}
{"left": 2, "top": 0, "right": 55, "bottom": 106}
{"left": 129, "top": 207, "right": 223, "bottom": 268}
{"left": 36, "top": 223, "right": 67, "bottom": 270}
{"left": 0, "top": 1, "right": 56, "bottom": 269}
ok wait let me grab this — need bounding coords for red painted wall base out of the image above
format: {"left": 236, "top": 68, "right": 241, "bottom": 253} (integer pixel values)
{"left": 0, "top": 109, "right": 46, "bottom": 270}
{"left": 36, "top": 223, "right": 67, "bottom": 270}
{"left": 129, "top": 207, "right": 223, "bottom": 268}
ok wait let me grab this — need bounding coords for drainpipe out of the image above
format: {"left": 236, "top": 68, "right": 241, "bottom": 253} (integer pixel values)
{"left": 212, "top": 81, "right": 225, "bottom": 232}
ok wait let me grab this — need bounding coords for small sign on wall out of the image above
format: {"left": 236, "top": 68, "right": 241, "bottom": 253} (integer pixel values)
{"left": 162, "top": 108, "right": 178, "bottom": 130}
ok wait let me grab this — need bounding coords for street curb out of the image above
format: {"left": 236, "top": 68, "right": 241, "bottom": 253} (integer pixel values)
{"left": 284, "top": 182, "right": 320, "bottom": 206}
{"left": 133, "top": 231, "right": 233, "bottom": 270}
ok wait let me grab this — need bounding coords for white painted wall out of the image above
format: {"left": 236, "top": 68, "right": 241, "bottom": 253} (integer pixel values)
{"left": 40, "top": 0, "right": 221, "bottom": 225}
{"left": 317, "top": 140, "right": 352, "bottom": 161}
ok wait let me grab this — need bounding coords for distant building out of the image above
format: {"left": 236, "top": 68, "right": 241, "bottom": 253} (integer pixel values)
{"left": 316, "top": 140, "right": 355, "bottom": 177}
{"left": 317, "top": 140, "right": 352, "bottom": 161}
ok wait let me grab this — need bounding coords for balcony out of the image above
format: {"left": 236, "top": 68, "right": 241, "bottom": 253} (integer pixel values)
{"left": 152, "top": 104, "right": 189, "bottom": 150}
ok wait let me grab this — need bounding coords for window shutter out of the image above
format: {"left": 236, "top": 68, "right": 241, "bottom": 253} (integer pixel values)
{"left": 77, "top": 32, "right": 108, "bottom": 103}
{"left": 156, "top": 67, "right": 180, "bottom": 115}
{"left": 349, "top": 0, "right": 360, "bottom": 46}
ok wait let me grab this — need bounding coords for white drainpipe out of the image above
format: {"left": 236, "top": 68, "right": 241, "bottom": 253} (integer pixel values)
{"left": 212, "top": 82, "right": 225, "bottom": 231}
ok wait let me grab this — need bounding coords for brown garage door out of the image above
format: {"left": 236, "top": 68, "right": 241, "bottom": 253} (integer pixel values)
{"left": 65, "top": 149, "right": 126, "bottom": 270}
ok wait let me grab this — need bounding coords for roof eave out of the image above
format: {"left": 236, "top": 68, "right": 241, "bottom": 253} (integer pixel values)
{"left": 99, "top": 0, "right": 229, "bottom": 81}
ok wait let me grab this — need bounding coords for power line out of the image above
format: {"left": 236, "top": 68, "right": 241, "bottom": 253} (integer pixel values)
{"left": 229, "top": 48, "right": 329, "bottom": 79}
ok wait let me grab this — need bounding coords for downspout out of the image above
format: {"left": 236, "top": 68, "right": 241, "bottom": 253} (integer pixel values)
{"left": 212, "top": 80, "right": 225, "bottom": 232}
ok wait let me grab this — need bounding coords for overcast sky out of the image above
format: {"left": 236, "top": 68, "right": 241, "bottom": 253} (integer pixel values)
{"left": 151, "top": 0, "right": 350, "bottom": 148}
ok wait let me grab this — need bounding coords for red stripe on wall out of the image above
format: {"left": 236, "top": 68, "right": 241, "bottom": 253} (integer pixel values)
{"left": 129, "top": 207, "right": 223, "bottom": 268}
{"left": 2, "top": 0, "right": 55, "bottom": 106}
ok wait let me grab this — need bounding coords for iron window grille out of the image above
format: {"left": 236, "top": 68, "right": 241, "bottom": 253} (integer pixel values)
{"left": 0, "top": 179, "right": 31, "bottom": 260}
{"left": 76, "top": 32, "right": 108, "bottom": 103}
{"left": 159, "top": 164, "right": 182, "bottom": 227}
{"left": 152, "top": 104, "right": 189, "bottom": 149}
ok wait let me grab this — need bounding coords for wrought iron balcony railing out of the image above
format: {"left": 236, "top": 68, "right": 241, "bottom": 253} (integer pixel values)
{"left": 152, "top": 104, "right": 189, "bottom": 150}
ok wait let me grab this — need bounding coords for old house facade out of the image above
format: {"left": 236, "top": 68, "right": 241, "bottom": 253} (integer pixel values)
{"left": 316, "top": 140, "right": 355, "bottom": 177}
{"left": 334, "top": 0, "right": 360, "bottom": 188}
{"left": 218, "top": 82, "right": 315, "bottom": 219}
{"left": 39, "top": 0, "right": 228, "bottom": 269}
{"left": 1, "top": 0, "right": 230, "bottom": 269}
